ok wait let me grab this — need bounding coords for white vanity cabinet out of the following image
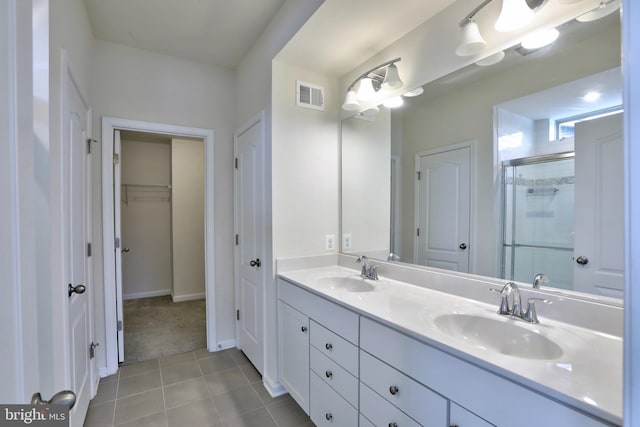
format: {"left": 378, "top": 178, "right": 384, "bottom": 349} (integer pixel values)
{"left": 360, "top": 317, "right": 612, "bottom": 427}
{"left": 277, "top": 300, "right": 310, "bottom": 412}
{"left": 278, "top": 278, "right": 359, "bottom": 425}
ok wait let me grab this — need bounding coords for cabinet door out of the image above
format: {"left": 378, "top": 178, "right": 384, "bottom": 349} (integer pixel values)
{"left": 450, "top": 402, "right": 494, "bottom": 427}
{"left": 278, "top": 301, "right": 310, "bottom": 414}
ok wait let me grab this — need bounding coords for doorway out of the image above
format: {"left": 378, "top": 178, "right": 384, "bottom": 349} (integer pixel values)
{"left": 118, "top": 130, "right": 206, "bottom": 364}
{"left": 102, "top": 117, "right": 216, "bottom": 375}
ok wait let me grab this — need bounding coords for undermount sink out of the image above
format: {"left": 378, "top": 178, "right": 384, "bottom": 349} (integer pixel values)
{"left": 434, "top": 314, "right": 563, "bottom": 360}
{"left": 317, "top": 276, "right": 375, "bottom": 292}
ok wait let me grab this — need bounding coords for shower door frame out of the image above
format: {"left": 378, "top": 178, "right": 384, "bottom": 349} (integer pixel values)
{"left": 501, "top": 151, "right": 575, "bottom": 283}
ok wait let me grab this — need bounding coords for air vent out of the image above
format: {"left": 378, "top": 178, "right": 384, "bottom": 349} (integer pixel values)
{"left": 296, "top": 80, "right": 325, "bottom": 111}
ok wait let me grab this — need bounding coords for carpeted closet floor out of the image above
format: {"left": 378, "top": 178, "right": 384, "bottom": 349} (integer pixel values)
{"left": 123, "top": 296, "right": 206, "bottom": 365}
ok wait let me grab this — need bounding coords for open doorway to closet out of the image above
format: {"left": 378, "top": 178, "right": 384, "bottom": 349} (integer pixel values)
{"left": 118, "top": 130, "right": 205, "bottom": 364}
{"left": 102, "top": 117, "right": 216, "bottom": 375}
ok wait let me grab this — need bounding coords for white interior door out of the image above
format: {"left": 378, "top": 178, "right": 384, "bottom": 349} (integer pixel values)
{"left": 64, "top": 57, "right": 94, "bottom": 426}
{"left": 574, "top": 113, "right": 624, "bottom": 297}
{"left": 415, "top": 146, "right": 471, "bottom": 272}
{"left": 114, "top": 130, "right": 125, "bottom": 362}
{"left": 234, "top": 114, "right": 265, "bottom": 374}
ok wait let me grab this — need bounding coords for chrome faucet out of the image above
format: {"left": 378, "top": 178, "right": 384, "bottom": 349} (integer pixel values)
{"left": 356, "top": 255, "right": 379, "bottom": 280}
{"left": 532, "top": 273, "right": 549, "bottom": 289}
{"left": 491, "top": 281, "right": 551, "bottom": 323}
{"left": 497, "top": 281, "right": 522, "bottom": 317}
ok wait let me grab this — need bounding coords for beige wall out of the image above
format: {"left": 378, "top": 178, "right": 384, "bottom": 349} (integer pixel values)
{"left": 120, "top": 138, "right": 173, "bottom": 299}
{"left": 171, "top": 138, "right": 205, "bottom": 301}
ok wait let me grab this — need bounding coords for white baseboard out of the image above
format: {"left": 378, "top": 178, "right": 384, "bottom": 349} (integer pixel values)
{"left": 123, "top": 290, "right": 171, "bottom": 300}
{"left": 171, "top": 292, "right": 205, "bottom": 303}
{"left": 263, "top": 374, "right": 287, "bottom": 398}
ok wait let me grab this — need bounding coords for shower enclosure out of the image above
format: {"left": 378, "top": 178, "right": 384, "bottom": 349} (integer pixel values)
{"left": 502, "top": 153, "right": 575, "bottom": 289}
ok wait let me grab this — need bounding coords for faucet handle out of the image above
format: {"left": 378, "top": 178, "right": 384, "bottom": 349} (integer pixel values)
{"left": 489, "top": 287, "right": 510, "bottom": 315}
{"left": 523, "top": 298, "right": 551, "bottom": 324}
{"left": 356, "top": 255, "right": 368, "bottom": 264}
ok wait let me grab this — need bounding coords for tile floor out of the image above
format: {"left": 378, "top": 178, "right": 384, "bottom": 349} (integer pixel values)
{"left": 84, "top": 348, "right": 312, "bottom": 427}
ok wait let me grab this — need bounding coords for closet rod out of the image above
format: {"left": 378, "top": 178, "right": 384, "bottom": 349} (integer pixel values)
{"left": 121, "top": 183, "right": 172, "bottom": 189}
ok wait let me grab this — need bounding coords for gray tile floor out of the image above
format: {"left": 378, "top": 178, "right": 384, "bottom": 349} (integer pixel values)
{"left": 84, "top": 348, "right": 312, "bottom": 427}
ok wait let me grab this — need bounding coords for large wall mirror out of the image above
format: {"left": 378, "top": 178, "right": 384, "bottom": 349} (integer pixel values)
{"left": 340, "top": 10, "right": 622, "bottom": 299}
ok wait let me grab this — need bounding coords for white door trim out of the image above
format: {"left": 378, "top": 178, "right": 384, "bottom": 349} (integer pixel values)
{"left": 413, "top": 140, "right": 477, "bottom": 270}
{"left": 0, "top": 0, "right": 40, "bottom": 403}
{"left": 101, "top": 117, "right": 216, "bottom": 375}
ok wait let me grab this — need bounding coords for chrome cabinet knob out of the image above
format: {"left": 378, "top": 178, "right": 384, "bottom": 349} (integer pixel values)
{"left": 325, "top": 343, "right": 333, "bottom": 351}
{"left": 300, "top": 326, "right": 307, "bottom": 332}
{"left": 325, "top": 370, "right": 333, "bottom": 378}
{"left": 389, "top": 423, "right": 398, "bottom": 427}
{"left": 325, "top": 412, "right": 333, "bottom": 421}
{"left": 459, "top": 243, "right": 467, "bottom": 250}
{"left": 389, "top": 385, "right": 399, "bottom": 395}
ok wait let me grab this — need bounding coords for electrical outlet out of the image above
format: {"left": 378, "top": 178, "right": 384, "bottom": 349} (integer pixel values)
{"left": 325, "top": 234, "right": 335, "bottom": 251}
{"left": 343, "top": 233, "right": 352, "bottom": 250}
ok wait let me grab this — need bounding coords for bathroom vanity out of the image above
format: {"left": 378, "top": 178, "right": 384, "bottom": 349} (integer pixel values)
{"left": 276, "top": 256, "right": 622, "bottom": 427}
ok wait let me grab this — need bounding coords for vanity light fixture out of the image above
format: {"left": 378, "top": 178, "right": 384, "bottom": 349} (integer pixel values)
{"left": 475, "top": 50, "right": 506, "bottom": 66}
{"left": 455, "top": 0, "right": 545, "bottom": 58}
{"left": 383, "top": 96, "right": 404, "bottom": 108}
{"left": 456, "top": 20, "right": 487, "bottom": 56}
{"left": 521, "top": 27, "right": 559, "bottom": 49}
{"left": 342, "top": 58, "right": 403, "bottom": 111}
{"left": 495, "top": 0, "right": 536, "bottom": 32}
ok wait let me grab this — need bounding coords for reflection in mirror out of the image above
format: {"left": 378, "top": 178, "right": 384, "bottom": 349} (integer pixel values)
{"left": 340, "top": 12, "right": 622, "bottom": 297}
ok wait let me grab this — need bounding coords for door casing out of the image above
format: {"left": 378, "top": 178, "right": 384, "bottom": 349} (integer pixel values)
{"left": 101, "top": 117, "right": 216, "bottom": 376}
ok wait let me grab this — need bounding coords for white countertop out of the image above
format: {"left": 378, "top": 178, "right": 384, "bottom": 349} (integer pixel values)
{"left": 278, "top": 265, "right": 622, "bottom": 425}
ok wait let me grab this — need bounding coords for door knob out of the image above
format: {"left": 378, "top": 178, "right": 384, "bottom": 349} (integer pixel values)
{"left": 68, "top": 284, "right": 86, "bottom": 297}
{"left": 32, "top": 390, "right": 76, "bottom": 409}
{"left": 121, "top": 247, "right": 130, "bottom": 253}
{"left": 459, "top": 243, "right": 467, "bottom": 250}
{"left": 575, "top": 256, "right": 589, "bottom": 265}
{"left": 249, "top": 258, "right": 261, "bottom": 267}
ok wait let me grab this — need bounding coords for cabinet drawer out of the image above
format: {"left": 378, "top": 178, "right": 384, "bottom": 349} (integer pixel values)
{"left": 278, "top": 278, "right": 359, "bottom": 344}
{"left": 310, "top": 371, "right": 358, "bottom": 427}
{"left": 360, "top": 350, "right": 447, "bottom": 426}
{"left": 359, "top": 382, "right": 421, "bottom": 427}
{"left": 359, "top": 414, "right": 376, "bottom": 427}
{"left": 450, "top": 402, "right": 495, "bottom": 427}
{"left": 310, "top": 320, "right": 358, "bottom": 374}
{"left": 310, "top": 346, "right": 358, "bottom": 408}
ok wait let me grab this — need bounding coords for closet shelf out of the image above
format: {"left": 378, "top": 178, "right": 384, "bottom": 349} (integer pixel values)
{"left": 121, "top": 183, "right": 171, "bottom": 205}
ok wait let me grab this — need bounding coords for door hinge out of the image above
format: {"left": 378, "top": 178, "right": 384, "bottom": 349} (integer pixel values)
{"left": 417, "top": 171, "right": 421, "bottom": 180}
{"left": 115, "top": 237, "right": 120, "bottom": 249}
{"left": 417, "top": 228, "right": 420, "bottom": 236}
{"left": 117, "top": 320, "right": 123, "bottom": 331}
{"left": 113, "top": 153, "right": 120, "bottom": 164}
{"left": 87, "top": 139, "right": 91, "bottom": 154}
{"left": 235, "top": 234, "right": 239, "bottom": 245}
{"left": 235, "top": 158, "right": 238, "bottom": 169}
{"left": 87, "top": 242, "right": 92, "bottom": 257}
{"left": 236, "top": 309, "right": 240, "bottom": 321}
{"left": 89, "top": 342, "right": 99, "bottom": 359}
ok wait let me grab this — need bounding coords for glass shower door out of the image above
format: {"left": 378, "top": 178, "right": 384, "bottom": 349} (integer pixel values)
{"left": 502, "top": 154, "right": 575, "bottom": 289}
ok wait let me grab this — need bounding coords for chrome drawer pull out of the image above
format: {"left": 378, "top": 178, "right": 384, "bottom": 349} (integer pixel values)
{"left": 325, "top": 370, "right": 333, "bottom": 378}
{"left": 325, "top": 412, "right": 333, "bottom": 421}
{"left": 325, "top": 342, "right": 333, "bottom": 351}
{"left": 389, "top": 385, "right": 399, "bottom": 395}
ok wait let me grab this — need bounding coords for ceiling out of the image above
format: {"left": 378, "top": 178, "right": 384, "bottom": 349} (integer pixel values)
{"left": 84, "top": 0, "right": 457, "bottom": 75}
{"left": 276, "top": 0, "right": 457, "bottom": 77}
{"left": 83, "top": 0, "right": 287, "bottom": 69}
